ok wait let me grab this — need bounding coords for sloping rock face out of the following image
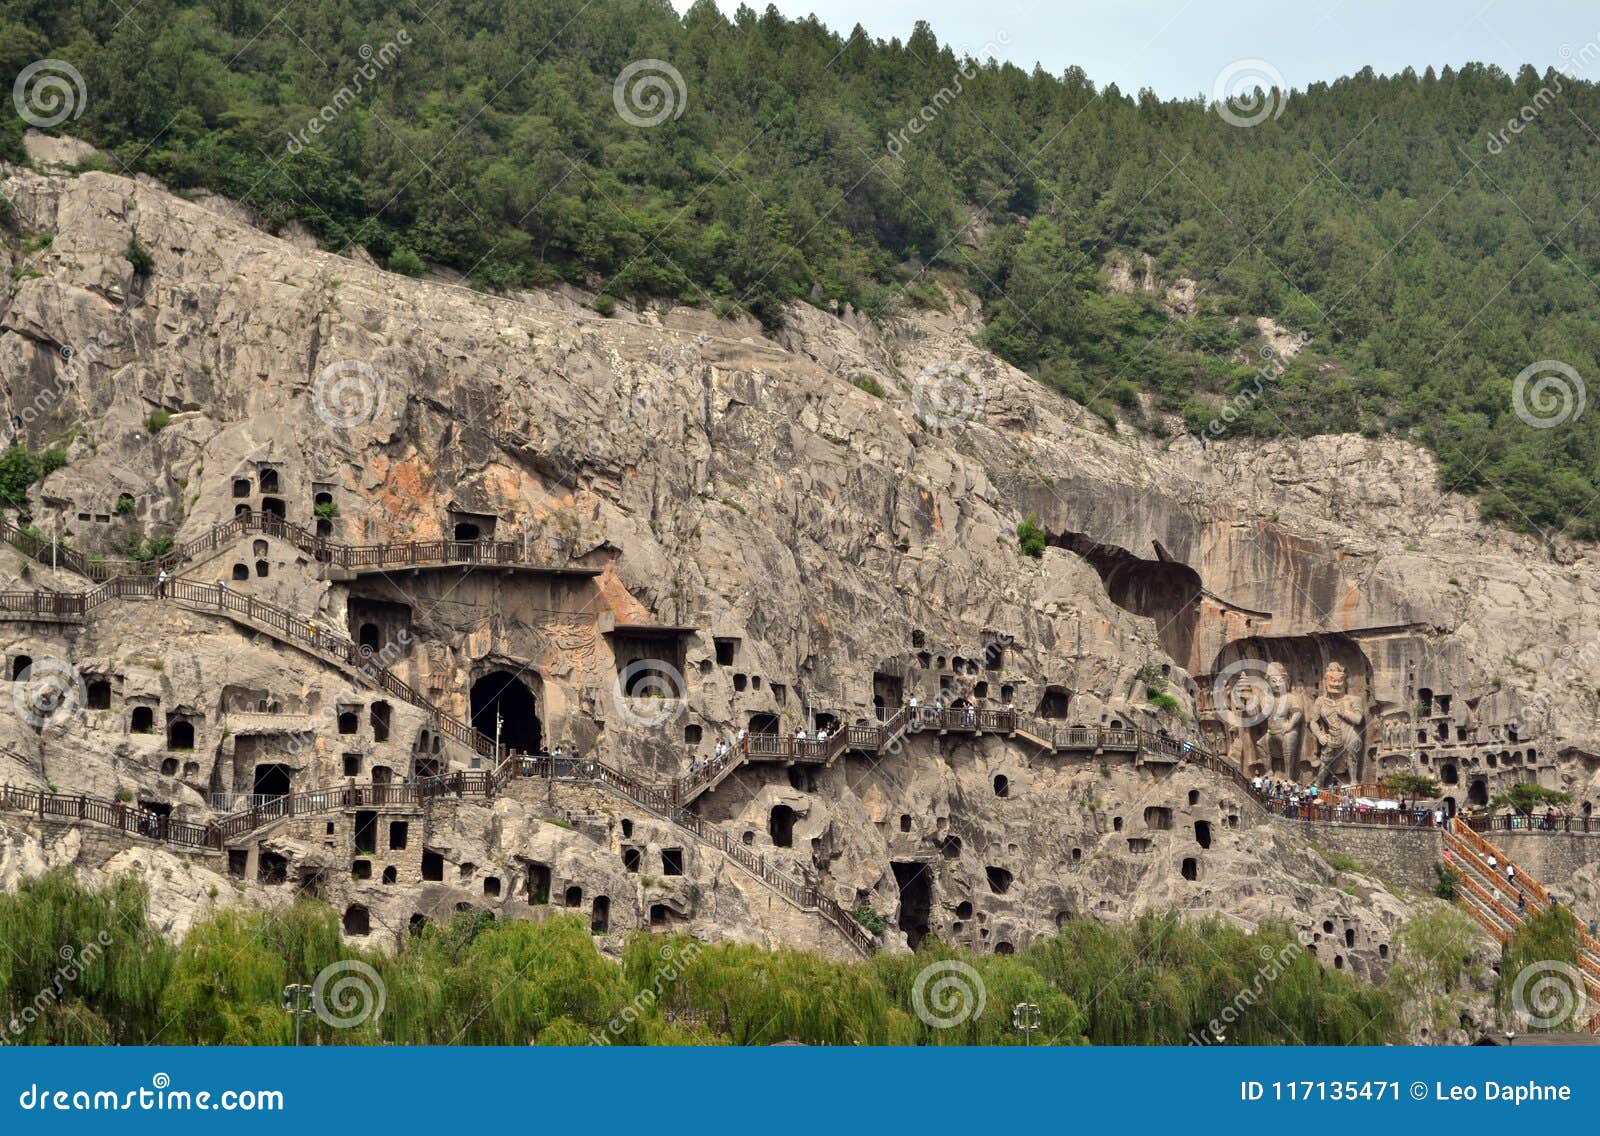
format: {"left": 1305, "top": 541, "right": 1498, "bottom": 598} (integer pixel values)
{"left": 0, "top": 161, "right": 1591, "bottom": 1001}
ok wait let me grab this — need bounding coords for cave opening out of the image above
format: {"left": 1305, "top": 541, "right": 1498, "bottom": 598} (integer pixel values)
{"left": 768, "top": 804, "right": 797, "bottom": 848}
{"left": 470, "top": 670, "right": 542, "bottom": 756}
{"left": 891, "top": 861, "right": 932, "bottom": 949}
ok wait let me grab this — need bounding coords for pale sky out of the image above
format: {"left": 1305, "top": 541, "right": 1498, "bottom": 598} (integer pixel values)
{"left": 673, "top": 0, "right": 1600, "bottom": 98}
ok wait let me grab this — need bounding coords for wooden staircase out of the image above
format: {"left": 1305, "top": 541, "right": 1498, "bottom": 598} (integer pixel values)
{"left": 1444, "top": 818, "right": 1600, "bottom": 1032}
{"left": 0, "top": 577, "right": 880, "bottom": 955}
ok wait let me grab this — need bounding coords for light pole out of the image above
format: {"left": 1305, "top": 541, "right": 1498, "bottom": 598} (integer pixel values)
{"left": 1013, "top": 1002, "right": 1040, "bottom": 1046}
{"left": 283, "top": 983, "right": 318, "bottom": 1046}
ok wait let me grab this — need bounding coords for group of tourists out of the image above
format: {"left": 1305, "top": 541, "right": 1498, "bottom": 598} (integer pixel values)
{"left": 688, "top": 729, "right": 748, "bottom": 777}
{"left": 1249, "top": 776, "right": 1452, "bottom": 828}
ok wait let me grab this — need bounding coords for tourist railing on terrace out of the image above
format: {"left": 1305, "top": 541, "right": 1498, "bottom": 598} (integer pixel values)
{"left": 1458, "top": 811, "right": 1600, "bottom": 834}
{"left": 0, "top": 510, "right": 545, "bottom": 584}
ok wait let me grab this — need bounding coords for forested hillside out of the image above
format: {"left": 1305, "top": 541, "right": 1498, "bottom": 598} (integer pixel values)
{"left": 5, "top": 0, "right": 1600, "bottom": 536}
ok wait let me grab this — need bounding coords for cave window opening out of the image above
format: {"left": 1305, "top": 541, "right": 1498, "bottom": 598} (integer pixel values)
{"left": 421, "top": 851, "right": 444, "bottom": 881}
{"left": 258, "top": 468, "right": 280, "bottom": 494}
{"left": 1441, "top": 762, "right": 1458, "bottom": 785}
{"left": 370, "top": 700, "right": 391, "bottom": 742}
{"left": 993, "top": 774, "right": 1010, "bottom": 798}
{"left": 253, "top": 763, "right": 291, "bottom": 798}
{"left": 260, "top": 496, "right": 286, "bottom": 519}
{"left": 564, "top": 885, "right": 583, "bottom": 907}
{"left": 985, "top": 866, "right": 1013, "bottom": 894}
{"left": 231, "top": 562, "right": 249, "bottom": 581}
{"left": 10, "top": 655, "right": 31, "bottom": 681}
{"left": 351, "top": 860, "right": 372, "bottom": 880}
{"left": 661, "top": 848, "right": 684, "bottom": 876}
{"left": 359, "top": 623, "right": 381, "bottom": 654}
{"left": 258, "top": 852, "right": 288, "bottom": 884}
{"left": 768, "top": 805, "right": 797, "bottom": 848}
{"left": 591, "top": 896, "right": 610, "bottom": 933}
{"left": 167, "top": 719, "right": 195, "bottom": 750}
{"left": 337, "top": 711, "right": 359, "bottom": 735}
{"left": 714, "top": 638, "right": 737, "bottom": 666}
{"left": 527, "top": 863, "right": 550, "bottom": 903}
{"left": 255, "top": 559, "right": 269, "bottom": 578}
{"left": 1467, "top": 779, "right": 1489, "bottom": 806}
{"left": 1038, "top": 687, "right": 1070, "bottom": 719}
{"left": 899, "top": 814, "right": 912, "bottom": 833}
{"left": 1188, "top": 789, "right": 1201, "bottom": 805}
{"left": 747, "top": 712, "right": 779, "bottom": 735}
{"left": 382, "top": 866, "right": 397, "bottom": 885}
{"left": 353, "top": 811, "right": 377, "bottom": 854}
{"left": 650, "top": 904, "right": 669, "bottom": 928}
{"left": 1181, "top": 857, "right": 1199, "bottom": 881}
{"left": 892, "top": 861, "right": 932, "bottom": 949}
{"left": 1195, "top": 820, "right": 1213, "bottom": 848}
{"left": 235, "top": 504, "right": 251, "bottom": 519}
{"left": 470, "top": 670, "right": 542, "bottom": 756}
{"left": 684, "top": 723, "right": 702, "bottom": 745}
{"left": 342, "top": 904, "right": 370, "bottom": 936}
{"left": 86, "top": 679, "right": 111, "bottom": 710}
{"left": 453, "top": 522, "right": 480, "bottom": 542}
{"left": 389, "top": 821, "right": 408, "bottom": 850}
{"left": 941, "top": 834, "right": 962, "bottom": 859}
{"left": 622, "top": 847, "right": 641, "bottom": 873}
{"left": 232, "top": 478, "right": 251, "bottom": 498}
{"left": 484, "top": 876, "right": 501, "bottom": 898}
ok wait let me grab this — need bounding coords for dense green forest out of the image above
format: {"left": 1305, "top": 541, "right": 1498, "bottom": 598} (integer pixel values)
{"left": 0, "top": 872, "right": 1397, "bottom": 1045}
{"left": 5, "top": 0, "right": 1600, "bottom": 536}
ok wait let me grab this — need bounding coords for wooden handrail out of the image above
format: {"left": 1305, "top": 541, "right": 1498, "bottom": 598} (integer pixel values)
{"left": 0, "top": 510, "right": 555, "bottom": 585}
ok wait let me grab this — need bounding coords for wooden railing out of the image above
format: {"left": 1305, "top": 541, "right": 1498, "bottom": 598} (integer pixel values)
{"left": 0, "top": 510, "right": 553, "bottom": 584}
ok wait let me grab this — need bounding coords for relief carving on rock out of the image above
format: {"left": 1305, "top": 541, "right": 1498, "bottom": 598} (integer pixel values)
{"left": 1308, "top": 661, "right": 1364, "bottom": 783}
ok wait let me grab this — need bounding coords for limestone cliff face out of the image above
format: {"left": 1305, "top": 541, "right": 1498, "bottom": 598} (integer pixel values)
{"left": 0, "top": 155, "right": 1586, "bottom": 1014}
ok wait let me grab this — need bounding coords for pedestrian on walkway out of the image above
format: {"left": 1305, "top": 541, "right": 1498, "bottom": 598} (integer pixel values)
{"left": 307, "top": 618, "right": 318, "bottom": 646}
{"left": 155, "top": 569, "right": 168, "bottom": 599}
{"left": 216, "top": 578, "right": 227, "bottom": 607}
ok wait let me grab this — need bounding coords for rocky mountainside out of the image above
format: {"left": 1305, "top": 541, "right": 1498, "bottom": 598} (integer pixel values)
{"left": 0, "top": 149, "right": 1592, "bottom": 1035}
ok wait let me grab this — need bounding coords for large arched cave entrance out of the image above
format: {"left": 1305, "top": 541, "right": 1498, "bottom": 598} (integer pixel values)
{"left": 469, "top": 670, "right": 543, "bottom": 756}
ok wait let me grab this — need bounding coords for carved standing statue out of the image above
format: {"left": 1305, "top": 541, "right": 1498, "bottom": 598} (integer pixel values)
{"left": 1309, "top": 661, "right": 1364, "bottom": 783}
{"left": 1262, "top": 662, "right": 1304, "bottom": 774}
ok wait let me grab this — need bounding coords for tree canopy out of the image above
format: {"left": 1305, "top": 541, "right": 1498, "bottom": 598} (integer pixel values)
{"left": 7, "top": 1, "right": 1600, "bottom": 536}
